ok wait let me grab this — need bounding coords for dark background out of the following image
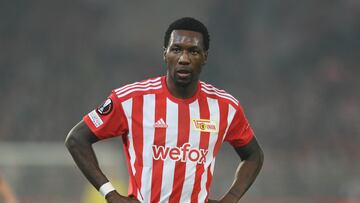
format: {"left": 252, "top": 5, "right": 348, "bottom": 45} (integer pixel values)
{"left": 1, "top": 0, "right": 359, "bottom": 202}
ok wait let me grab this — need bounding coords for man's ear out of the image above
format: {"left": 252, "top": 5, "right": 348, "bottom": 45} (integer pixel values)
{"left": 203, "top": 51, "right": 208, "bottom": 65}
{"left": 163, "top": 47, "right": 167, "bottom": 61}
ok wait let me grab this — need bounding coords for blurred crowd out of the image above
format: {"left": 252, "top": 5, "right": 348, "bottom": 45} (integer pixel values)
{"left": 0, "top": 0, "right": 359, "bottom": 201}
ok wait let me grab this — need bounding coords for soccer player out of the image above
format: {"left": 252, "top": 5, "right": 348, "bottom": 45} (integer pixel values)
{"left": 65, "top": 17, "right": 264, "bottom": 203}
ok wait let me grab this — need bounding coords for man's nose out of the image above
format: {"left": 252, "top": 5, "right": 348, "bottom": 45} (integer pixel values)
{"left": 178, "top": 51, "right": 190, "bottom": 65}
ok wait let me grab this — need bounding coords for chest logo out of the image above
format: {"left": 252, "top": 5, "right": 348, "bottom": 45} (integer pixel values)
{"left": 152, "top": 143, "right": 208, "bottom": 164}
{"left": 192, "top": 119, "right": 218, "bottom": 133}
{"left": 154, "top": 118, "right": 168, "bottom": 128}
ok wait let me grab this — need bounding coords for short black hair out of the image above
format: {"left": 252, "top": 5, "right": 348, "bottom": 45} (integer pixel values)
{"left": 164, "top": 17, "right": 210, "bottom": 50}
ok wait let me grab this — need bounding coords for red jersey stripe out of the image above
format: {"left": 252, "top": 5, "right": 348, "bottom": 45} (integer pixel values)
{"left": 212, "top": 101, "right": 229, "bottom": 157}
{"left": 190, "top": 96, "right": 210, "bottom": 203}
{"left": 150, "top": 94, "right": 167, "bottom": 202}
{"left": 140, "top": 94, "right": 156, "bottom": 202}
{"left": 205, "top": 100, "right": 229, "bottom": 200}
{"left": 168, "top": 103, "right": 190, "bottom": 203}
{"left": 179, "top": 100, "right": 201, "bottom": 202}
{"left": 120, "top": 99, "right": 138, "bottom": 198}
{"left": 131, "top": 96, "right": 145, "bottom": 201}
{"left": 159, "top": 99, "right": 178, "bottom": 202}
{"left": 198, "top": 98, "right": 221, "bottom": 202}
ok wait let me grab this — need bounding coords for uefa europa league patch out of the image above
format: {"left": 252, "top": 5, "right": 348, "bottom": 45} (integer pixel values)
{"left": 97, "top": 98, "right": 113, "bottom": 115}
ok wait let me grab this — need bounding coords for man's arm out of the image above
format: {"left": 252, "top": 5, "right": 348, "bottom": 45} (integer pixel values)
{"left": 209, "top": 137, "right": 264, "bottom": 203}
{"left": 65, "top": 120, "right": 139, "bottom": 203}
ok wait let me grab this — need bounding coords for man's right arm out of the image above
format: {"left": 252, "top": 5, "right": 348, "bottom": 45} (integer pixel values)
{"left": 65, "top": 120, "right": 139, "bottom": 203}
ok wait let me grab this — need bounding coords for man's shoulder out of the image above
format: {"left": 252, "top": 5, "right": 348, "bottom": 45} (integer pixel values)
{"left": 199, "top": 80, "right": 240, "bottom": 108}
{"left": 112, "top": 76, "right": 163, "bottom": 101}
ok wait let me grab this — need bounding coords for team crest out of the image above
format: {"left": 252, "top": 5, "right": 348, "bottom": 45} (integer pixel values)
{"left": 97, "top": 98, "right": 113, "bottom": 115}
{"left": 192, "top": 119, "right": 218, "bottom": 133}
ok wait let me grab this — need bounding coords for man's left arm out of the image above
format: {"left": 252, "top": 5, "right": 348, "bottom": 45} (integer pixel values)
{"left": 210, "top": 137, "right": 264, "bottom": 203}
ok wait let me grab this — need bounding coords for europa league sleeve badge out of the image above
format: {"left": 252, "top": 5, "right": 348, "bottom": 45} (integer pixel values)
{"left": 96, "top": 98, "right": 113, "bottom": 115}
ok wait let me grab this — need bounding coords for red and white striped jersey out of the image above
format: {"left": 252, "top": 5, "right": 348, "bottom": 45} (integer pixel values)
{"left": 84, "top": 76, "right": 254, "bottom": 203}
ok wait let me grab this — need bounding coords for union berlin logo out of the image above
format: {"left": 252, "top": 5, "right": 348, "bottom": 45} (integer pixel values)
{"left": 192, "top": 119, "right": 218, "bottom": 133}
{"left": 152, "top": 143, "right": 208, "bottom": 164}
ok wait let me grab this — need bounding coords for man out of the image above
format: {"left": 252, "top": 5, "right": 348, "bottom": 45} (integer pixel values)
{"left": 66, "top": 17, "right": 263, "bottom": 203}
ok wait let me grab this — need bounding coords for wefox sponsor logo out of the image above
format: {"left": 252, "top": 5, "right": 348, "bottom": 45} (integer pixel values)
{"left": 152, "top": 143, "right": 208, "bottom": 164}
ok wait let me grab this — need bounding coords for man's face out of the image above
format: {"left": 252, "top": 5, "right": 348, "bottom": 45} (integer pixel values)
{"left": 164, "top": 30, "right": 208, "bottom": 87}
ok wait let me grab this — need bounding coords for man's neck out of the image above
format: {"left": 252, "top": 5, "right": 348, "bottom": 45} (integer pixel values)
{"left": 166, "top": 77, "right": 198, "bottom": 99}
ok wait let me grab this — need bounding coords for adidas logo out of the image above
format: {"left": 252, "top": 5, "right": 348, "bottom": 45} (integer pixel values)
{"left": 154, "top": 118, "right": 168, "bottom": 128}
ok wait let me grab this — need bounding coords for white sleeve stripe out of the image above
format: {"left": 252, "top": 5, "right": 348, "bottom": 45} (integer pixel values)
{"left": 200, "top": 82, "right": 226, "bottom": 93}
{"left": 115, "top": 81, "right": 161, "bottom": 94}
{"left": 116, "top": 85, "right": 162, "bottom": 98}
{"left": 201, "top": 88, "right": 239, "bottom": 107}
{"left": 114, "top": 77, "right": 161, "bottom": 92}
{"left": 200, "top": 83, "right": 238, "bottom": 103}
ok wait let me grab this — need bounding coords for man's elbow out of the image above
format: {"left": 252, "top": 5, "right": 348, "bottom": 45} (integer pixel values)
{"left": 258, "top": 148, "right": 264, "bottom": 165}
{"left": 65, "top": 125, "right": 85, "bottom": 151}
{"left": 246, "top": 145, "right": 264, "bottom": 167}
{"left": 65, "top": 122, "right": 96, "bottom": 151}
{"left": 65, "top": 131, "right": 78, "bottom": 151}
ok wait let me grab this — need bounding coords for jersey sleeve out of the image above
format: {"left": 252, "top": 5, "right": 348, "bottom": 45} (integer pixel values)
{"left": 224, "top": 105, "right": 254, "bottom": 148}
{"left": 83, "top": 91, "right": 128, "bottom": 139}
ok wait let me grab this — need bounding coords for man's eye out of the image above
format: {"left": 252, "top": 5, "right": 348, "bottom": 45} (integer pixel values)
{"left": 171, "top": 47, "right": 181, "bottom": 53}
{"left": 190, "top": 50, "right": 200, "bottom": 55}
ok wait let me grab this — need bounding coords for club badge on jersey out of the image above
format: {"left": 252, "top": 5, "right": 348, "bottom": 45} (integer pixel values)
{"left": 97, "top": 98, "right": 113, "bottom": 115}
{"left": 192, "top": 119, "right": 218, "bottom": 133}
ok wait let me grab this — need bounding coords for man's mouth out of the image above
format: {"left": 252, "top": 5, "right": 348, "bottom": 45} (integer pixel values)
{"left": 176, "top": 69, "right": 191, "bottom": 78}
